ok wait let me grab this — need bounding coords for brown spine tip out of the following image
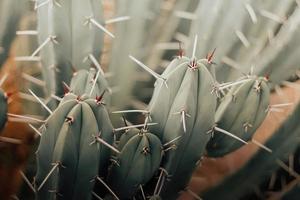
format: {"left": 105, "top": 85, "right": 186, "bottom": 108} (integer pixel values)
{"left": 206, "top": 48, "right": 216, "bottom": 64}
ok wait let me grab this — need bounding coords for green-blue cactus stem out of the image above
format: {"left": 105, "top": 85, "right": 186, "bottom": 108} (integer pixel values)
{"left": 147, "top": 56, "right": 217, "bottom": 199}
{"left": 202, "top": 100, "right": 300, "bottom": 200}
{"left": 206, "top": 76, "right": 270, "bottom": 157}
{"left": 36, "top": 0, "right": 104, "bottom": 96}
{"left": 70, "top": 68, "right": 110, "bottom": 101}
{"left": 35, "top": 93, "right": 113, "bottom": 200}
{"left": 108, "top": 130, "right": 162, "bottom": 199}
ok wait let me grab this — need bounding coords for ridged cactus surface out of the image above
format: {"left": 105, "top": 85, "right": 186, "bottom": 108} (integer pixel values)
{"left": 70, "top": 68, "right": 110, "bottom": 100}
{"left": 145, "top": 54, "right": 217, "bottom": 199}
{"left": 35, "top": 94, "right": 113, "bottom": 200}
{"left": 206, "top": 77, "right": 270, "bottom": 157}
{"left": 36, "top": 0, "right": 104, "bottom": 96}
{"left": 108, "top": 130, "right": 162, "bottom": 199}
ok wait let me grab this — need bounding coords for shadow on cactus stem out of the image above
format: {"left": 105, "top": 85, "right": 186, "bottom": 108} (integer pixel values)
{"left": 179, "top": 80, "right": 300, "bottom": 200}
{"left": 0, "top": 55, "right": 35, "bottom": 200}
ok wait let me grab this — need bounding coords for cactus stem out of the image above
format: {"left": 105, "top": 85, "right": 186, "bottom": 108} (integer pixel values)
{"left": 31, "top": 35, "right": 57, "bottom": 57}
{"left": 92, "top": 191, "right": 103, "bottom": 200}
{"left": 139, "top": 185, "right": 146, "bottom": 200}
{"left": 38, "top": 162, "right": 60, "bottom": 191}
{"left": 163, "top": 135, "right": 182, "bottom": 147}
{"left": 174, "top": 11, "right": 197, "bottom": 20}
{"left": 114, "top": 123, "right": 157, "bottom": 132}
{"left": 184, "top": 188, "right": 203, "bottom": 200}
{"left": 251, "top": 139, "right": 272, "bottom": 153}
{"left": 105, "top": 16, "right": 131, "bottom": 25}
{"left": 0, "top": 136, "right": 22, "bottom": 144}
{"left": 7, "top": 113, "right": 45, "bottom": 123}
{"left": 0, "top": 73, "right": 8, "bottom": 87}
{"left": 16, "top": 30, "right": 38, "bottom": 36}
{"left": 96, "top": 177, "right": 120, "bottom": 200}
{"left": 87, "top": 54, "right": 105, "bottom": 76}
{"left": 91, "top": 133, "right": 121, "bottom": 154}
{"left": 129, "top": 55, "right": 166, "bottom": 81}
{"left": 15, "top": 56, "right": 41, "bottom": 62}
{"left": 28, "top": 123, "right": 42, "bottom": 137}
{"left": 245, "top": 3, "right": 257, "bottom": 24}
{"left": 20, "top": 171, "right": 36, "bottom": 193}
{"left": 28, "top": 89, "right": 53, "bottom": 114}
{"left": 84, "top": 17, "right": 115, "bottom": 38}
{"left": 22, "top": 73, "right": 46, "bottom": 87}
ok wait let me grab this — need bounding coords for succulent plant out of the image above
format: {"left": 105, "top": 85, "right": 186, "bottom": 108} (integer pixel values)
{"left": 35, "top": 93, "right": 114, "bottom": 200}
{"left": 35, "top": 0, "right": 105, "bottom": 97}
{"left": 70, "top": 68, "right": 110, "bottom": 101}
{"left": 130, "top": 44, "right": 216, "bottom": 198}
{"left": 108, "top": 130, "right": 162, "bottom": 199}
{"left": 206, "top": 76, "right": 270, "bottom": 157}
{"left": 202, "top": 100, "right": 300, "bottom": 200}
{"left": 0, "top": 89, "right": 8, "bottom": 131}
{"left": 1, "top": 1, "right": 300, "bottom": 200}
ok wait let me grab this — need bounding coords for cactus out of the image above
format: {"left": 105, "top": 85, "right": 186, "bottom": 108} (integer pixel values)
{"left": 35, "top": 93, "right": 114, "bottom": 200}
{"left": 206, "top": 76, "right": 270, "bottom": 157}
{"left": 108, "top": 130, "right": 162, "bottom": 199}
{"left": 70, "top": 68, "right": 110, "bottom": 101}
{"left": 202, "top": 100, "right": 300, "bottom": 200}
{"left": 36, "top": 0, "right": 105, "bottom": 97}
{"left": 134, "top": 45, "right": 216, "bottom": 198}
{"left": 188, "top": 0, "right": 300, "bottom": 84}
{"left": 0, "top": 89, "right": 8, "bottom": 131}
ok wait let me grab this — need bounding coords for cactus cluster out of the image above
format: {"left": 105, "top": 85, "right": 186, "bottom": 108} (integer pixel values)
{"left": 0, "top": 0, "right": 300, "bottom": 200}
{"left": 36, "top": 93, "right": 114, "bottom": 199}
